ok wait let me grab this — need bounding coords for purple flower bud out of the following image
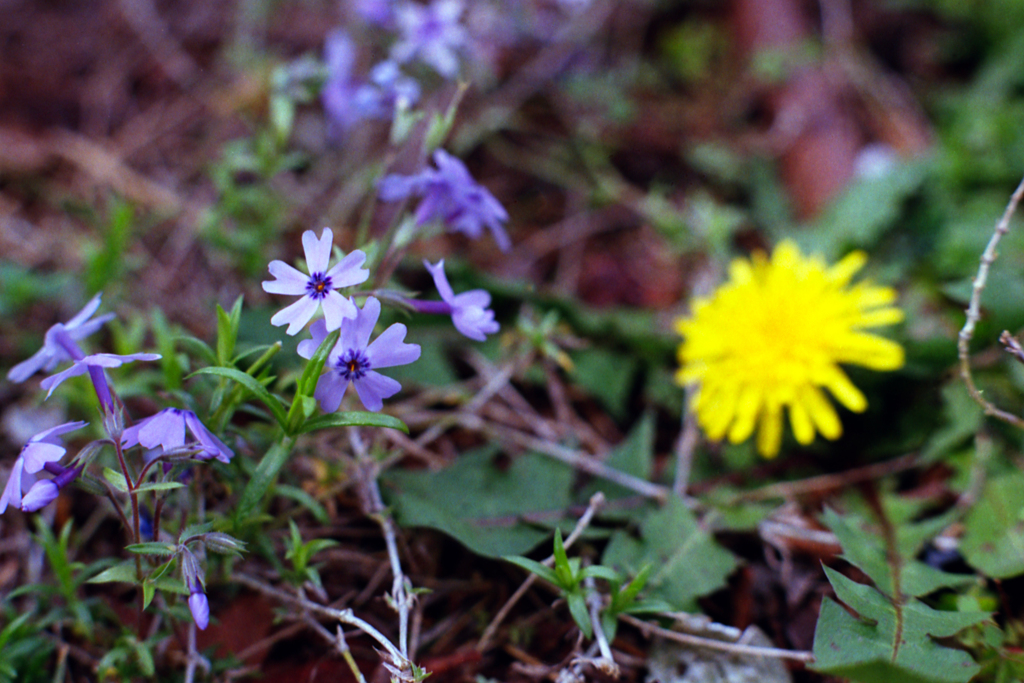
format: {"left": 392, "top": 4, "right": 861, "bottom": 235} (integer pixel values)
{"left": 188, "top": 582, "right": 210, "bottom": 631}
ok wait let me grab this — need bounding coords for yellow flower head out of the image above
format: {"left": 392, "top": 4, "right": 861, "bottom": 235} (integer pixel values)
{"left": 675, "top": 240, "right": 904, "bottom": 458}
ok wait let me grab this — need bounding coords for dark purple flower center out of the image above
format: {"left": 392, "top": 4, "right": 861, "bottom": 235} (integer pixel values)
{"left": 306, "top": 272, "right": 334, "bottom": 300}
{"left": 336, "top": 349, "right": 371, "bottom": 381}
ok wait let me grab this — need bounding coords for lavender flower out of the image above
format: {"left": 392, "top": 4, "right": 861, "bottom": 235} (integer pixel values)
{"left": 1, "top": 421, "right": 87, "bottom": 514}
{"left": 7, "top": 294, "right": 115, "bottom": 382}
{"left": 379, "top": 149, "right": 511, "bottom": 251}
{"left": 420, "top": 260, "right": 499, "bottom": 341}
{"left": 391, "top": 0, "right": 468, "bottom": 78}
{"left": 122, "top": 408, "right": 233, "bottom": 464}
{"left": 321, "top": 32, "right": 420, "bottom": 139}
{"left": 39, "top": 352, "right": 161, "bottom": 401}
{"left": 188, "top": 579, "right": 210, "bottom": 630}
{"left": 355, "top": 0, "right": 396, "bottom": 27}
{"left": 262, "top": 228, "right": 369, "bottom": 335}
{"left": 298, "top": 298, "right": 420, "bottom": 412}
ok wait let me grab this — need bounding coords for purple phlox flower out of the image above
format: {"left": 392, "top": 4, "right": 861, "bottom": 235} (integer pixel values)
{"left": 1, "top": 421, "right": 87, "bottom": 514}
{"left": 378, "top": 149, "right": 511, "bottom": 251}
{"left": 262, "top": 227, "right": 369, "bottom": 335}
{"left": 188, "top": 577, "right": 210, "bottom": 630}
{"left": 391, "top": 0, "right": 468, "bottom": 78}
{"left": 358, "top": 60, "right": 421, "bottom": 116}
{"left": 122, "top": 408, "right": 233, "bottom": 464}
{"left": 7, "top": 294, "right": 115, "bottom": 383}
{"left": 422, "top": 260, "right": 499, "bottom": 341}
{"left": 298, "top": 298, "right": 420, "bottom": 412}
{"left": 38, "top": 352, "right": 161, "bottom": 400}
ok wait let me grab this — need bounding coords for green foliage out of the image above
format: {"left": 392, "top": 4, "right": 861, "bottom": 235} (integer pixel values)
{"left": 601, "top": 496, "right": 736, "bottom": 611}
{"left": 283, "top": 519, "right": 338, "bottom": 591}
{"left": 84, "top": 197, "right": 135, "bottom": 295}
{"left": 811, "top": 507, "right": 990, "bottom": 682}
{"left": 383, "top": 447, "right": 575, "bottom": 558}
{"left": 961, "top": 471, "right": 1024, "bottom": 578}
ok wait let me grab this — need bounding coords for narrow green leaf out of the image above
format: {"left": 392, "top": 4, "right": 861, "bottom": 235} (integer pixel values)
{"left": 87, "top": 560, "right": 140, "bottom": 585}
{"left": 216, "top": 303, "right": 234, "bottom": 365}
{"left": 125, "top": 542, "right": 177, "bottom": 557}
{"left": 142, "top": 580, "right": 156, "bottom": 609}
{"left": 177, "top": 335, "right": 218, "bottom": 366}
{"left": 297, "top": 329, "right": 339, "bottom": 398}
{"left": 296, "top": 411, "right": 409, "bottom": 434}
{"left": 566, "top": 592, "right": 593, "bottom": 639}
{"left": 505, "top": 556, "right": 561, "bottom": 585}
{"left": 134, "top": 481, "right": 185, "bottom": 494}
{"left": 235, "top": 438, "right": 292, "bottom": 524}
{"left": 102, "top": 467, "right": 130, "bottom": 493}
{"left": 190, "top": 366, "right": 288, "bottom": 429}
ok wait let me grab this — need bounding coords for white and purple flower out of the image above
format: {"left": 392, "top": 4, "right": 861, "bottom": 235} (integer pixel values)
{"left": 379, "top": 149, "right": 511, "bottom": 251}
{"left": 420, "top": 260, "right": 499, "bottom": 341}
{"left": 122, "top": 408, "right": 233, "bottom": 464}
{"left": 7, "top": 294, "right": 115, "bottom": 383}
{"left": 262, "top": 228, "right": 369, "bottom": 335}
{"left": 298, "top": 297, "right": 420, "bottom": 412}
{"left": 0, "top": 421, "right": 88, "bottom": 514}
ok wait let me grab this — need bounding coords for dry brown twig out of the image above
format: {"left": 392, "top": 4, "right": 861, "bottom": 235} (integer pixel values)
{"left": 958, "top": 173, "right": 1024, "bottom": 428}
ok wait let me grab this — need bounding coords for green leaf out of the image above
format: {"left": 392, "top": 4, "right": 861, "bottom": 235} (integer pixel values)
{"left": 961, "top": 471, "right": 1024, "bottom": 578}
{"left": 125, "top": 542, "right": 177, "bottom": 557}
{"left": 921, "top": 382, "right": 983, "bottom": 463}
{"left": 566, "top": 592, "right": 593, "bottom": 639}
{"left": 134, "top": 481, "right": 185, "bottom": 494}
{"left": 296, "top": 411, "right": 409, "bottom": 434}
{"left": 823, "top": 507, "right": 973, "bottom": 599}
{"left": 102, "top": 467, "right": 130, "bottom": 493}
{"left": 383, "top": 447, "right": 574, "bottom": 558}
{"left": 142, "top": 580, "right": 156, "bottom": 610}
{"left": 87, "top": 560, "right": 140, "bottom": 585}
{"left": 297, "top": 329, "right": 338, "bottom": 398}
{"left": 216, "top": 295, "right": 243, "bottom": 366}
{"left": 569, "top": 348, "right": 639, "bottom": 421}
{"left": 504, "top": 556, "right": 561, "bottom": 585}
{"left": 601, "top": 496, "right": 736, "bottom": 611}
{"left": 190, "top": 366, "right": 288, "bottom": 429}
{"left": 235, "top": 438, "right": 293, "bottom": 524}
{"left": 579, "top": 413, "right": 654, "bottom": 506}
{"left": 811, "top": 567, "right": 988, "bottom": 683}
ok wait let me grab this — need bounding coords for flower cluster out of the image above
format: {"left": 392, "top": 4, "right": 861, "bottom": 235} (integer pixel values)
{"left": 379, "top": 149, "right": 511, "bottom": 251}
{"left": 675, "top": 240, "right": 904, "bottom": 458}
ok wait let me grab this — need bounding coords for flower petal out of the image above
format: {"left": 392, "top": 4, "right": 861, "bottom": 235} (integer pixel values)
{"left": 303, "top": 228, "right": 334, "bottom": 275}
{"left": 353, "top": 371, "right": 402, "bottom": 411}
{"left": 263, "top": 261, "right": 310, "bottom": 295}
{"left": 271, "top": 296, "right": 320, "bottom": 336}
{"left": 366, "top": 323, "right": 420, "bottom": 368}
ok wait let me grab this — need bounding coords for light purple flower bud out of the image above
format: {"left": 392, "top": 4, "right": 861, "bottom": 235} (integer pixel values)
{"left": 298, "top": 298, "right": 420, "bottom": 412}
{"left": 0, "top": 421, "right": 87, "bottom": 514}
{"left": 422, "top": 260, "right": 499, "bottom": 341}
{"left": 379, "top": 150, "right": 511, "bottom": 251}
{"left": 122, "top": 408, "right": 233, "bottom": 463}
{"left": 262, "top": 228, "right": 369, "bottom": 335}
{"left": 188, "top": 581, "right": 210, "bottom": 631}
{"left": 7, "top": 294, "right": 115, "bottom": 383}
{"left": 20, "top": 480, "right": 59, "bottom": 512}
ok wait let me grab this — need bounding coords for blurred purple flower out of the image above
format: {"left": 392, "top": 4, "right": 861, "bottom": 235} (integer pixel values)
{"left": 7, "top": 294, "right": 115, "bottom": 383}
{"left": 354, "top": 0, "right": 396, "bottom": 28}
{"left": 391, "top": 0, "right": 468, "bottom": 78}
{"left": 39, "top": 352, "right": 161, "bottom": 400}
{"left": 419, "top": 260, "right": 499, "bottom": 341}
{"left": 378, "top": 149, "right": 511, "bottom": 251}
{"left": 298, "top": 298, "right": 420, "bottom": 412}
{"left": 262, "top": 227, "right": 369, "bottom": 335}
{"left": 321, "top": 31, "right": 420, "bottom": 139}
{"left": 122, "top": 408, "right": 233, "bottom": 464}
{"left": 0, "top": 421, "right": 87, "bottom": 514}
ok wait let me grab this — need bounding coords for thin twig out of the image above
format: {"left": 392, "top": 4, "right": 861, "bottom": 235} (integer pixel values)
{"left": 583, "top": 569, "right": 619, "bottom": 678}
{"left": 958, "top": 174, "right": 1024, "bottom": 428}
{"left": 620, "top": 614, "right": 815, "bottom": 663}
{"left": 673, "top": 392, "right": 699, "bottom": 497}
{"left": 477, "top": 493, "right": 605, "bottom": 653}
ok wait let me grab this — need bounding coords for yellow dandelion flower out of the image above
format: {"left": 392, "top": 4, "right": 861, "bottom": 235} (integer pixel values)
{"left": 675, "top": 240, "right": 904, "bottom": 458}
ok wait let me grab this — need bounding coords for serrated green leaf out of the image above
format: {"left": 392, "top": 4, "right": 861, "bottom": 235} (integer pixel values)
{"left": 296, "top": 411, "right": 409, "bottom": 434}
{"left": 601, "top": 496, "right": 735, "bottom": 611}
{"left": 812, "top": 566, "right": 987, "bottom": 683}
{"left": 190, "top": 366, "right": 288, "bottom": 429}
{"left": 102, "top": 467, "right": 129, "bottom": 493}
{"left": 87, "top": 560, "right": 140, "bottom": 585}
{"left": 383, "top": 447, "right": 574, "bottom": 558}
{"left": 961, "top": 471, "right": 1024, "bottom": 578}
